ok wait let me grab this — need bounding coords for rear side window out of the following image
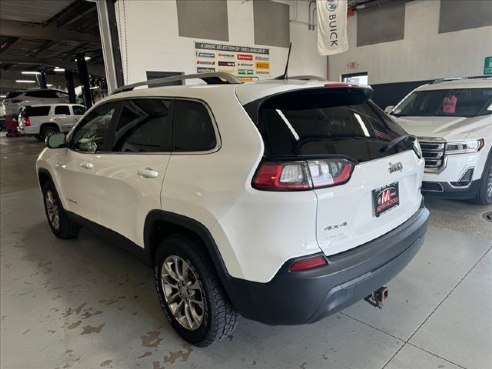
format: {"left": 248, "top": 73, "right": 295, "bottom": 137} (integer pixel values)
{"left": 25, "top": 106, "right": 51, "bottom": 116}
{"left": 25, "top": 90, "right": 60, "bottom": 98}
{"left": 245, "top": 88, "right": 408, "bottom": 162}
{"left": 6, "top": 92, "right": 22, "bottom": 99}
{"left": 55, "top": 106, "right": 70, "bottom": 115}
{"left": 112, "top": 99, "right": 172, "bottom": 152}
{"left": 72, "top": 106, "right": 86, "bottom": 115}
{"left": 173, "top": 100, "right": 216, "bottom": 152}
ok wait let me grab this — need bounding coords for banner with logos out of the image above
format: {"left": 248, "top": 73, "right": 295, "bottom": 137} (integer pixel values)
{"left": 195, "top": 42, "right": 270, "bottom": 82}
{"left": 317, "top": 0, "right": 349, "bottom": 55}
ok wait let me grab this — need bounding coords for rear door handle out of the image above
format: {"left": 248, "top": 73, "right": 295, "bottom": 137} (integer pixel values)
{"left": 137, "top": 168, "right": 159, "bottom": 179}
{"left": 80, "top": 162, "right": 94, "bottom": 169}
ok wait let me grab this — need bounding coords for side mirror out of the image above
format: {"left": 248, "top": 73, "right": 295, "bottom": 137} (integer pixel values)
{"left": 47, "top": 133, "right": 66, "bottom": 149}
{"left": 384, "top": 105, "right": 395, "bottom": 114}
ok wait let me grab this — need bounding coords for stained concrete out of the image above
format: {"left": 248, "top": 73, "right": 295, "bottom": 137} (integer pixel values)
{"left": 1, "top": 134, "right": 491, "bottom": 369}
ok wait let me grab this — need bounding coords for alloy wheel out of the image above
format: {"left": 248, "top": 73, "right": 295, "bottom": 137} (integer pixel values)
{"left": 161, "top": 255, "right": 205, "bottom": 331}
{"left": 45, "top": 190, "right": 60, "bottom": 231}
{"left": 487, "top": 163, "right": 492, "bottom": 200}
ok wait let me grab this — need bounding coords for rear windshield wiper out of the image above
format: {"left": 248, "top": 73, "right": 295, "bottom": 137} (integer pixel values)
{"left": 381, "top": 134, "right": 414, "bottom": 153}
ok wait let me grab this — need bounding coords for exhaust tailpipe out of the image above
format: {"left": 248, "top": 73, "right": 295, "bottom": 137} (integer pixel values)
{"left": 365, "top": 286, "right": 389, "bottom": 309}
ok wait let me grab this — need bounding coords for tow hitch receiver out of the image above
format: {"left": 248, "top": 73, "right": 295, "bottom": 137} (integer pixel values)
{"left": 365, "top": 287, "right": 389, "bottom": 309}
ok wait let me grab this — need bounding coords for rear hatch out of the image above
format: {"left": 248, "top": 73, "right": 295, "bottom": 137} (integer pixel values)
{"left": 3, "top": 92, "right": 23, "bottom": 116}
{"left": 244, "top": 86, "right": 424, "bottom": 256}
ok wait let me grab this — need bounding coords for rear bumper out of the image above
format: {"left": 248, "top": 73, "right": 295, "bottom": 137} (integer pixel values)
{"left": 226, "top": 205, "right": 429, "bottom": 325}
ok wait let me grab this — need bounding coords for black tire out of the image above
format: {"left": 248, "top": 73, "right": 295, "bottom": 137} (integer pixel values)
{"left": 474, "top": 153, "right": 492, "bottom": 205}
{"left": 42, "top": 181, "right": 80, "bottom": 239}
{"left": 34, "top": 134, "right": 44, "bottom": 142}
{"left": 40, "top": 125, "right": 59, "bottom": 141}
{"left": 154, "top": 234, "right": 238, "bottom": 347}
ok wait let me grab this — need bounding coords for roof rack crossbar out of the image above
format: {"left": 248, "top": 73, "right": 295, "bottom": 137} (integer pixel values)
{"left": 112, "top": 72, "right": 242, "bottom": 94}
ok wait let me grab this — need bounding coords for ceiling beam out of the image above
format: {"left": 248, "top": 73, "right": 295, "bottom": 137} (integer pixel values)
{"left": 0, "top": 20, "right": 100, "bottom": 44}
{"left": 44, "top": 0, "right": 94, "bottom": 28}
{"left": 26, "top": 40, "right": 59, "bottom": 57}
{"left": 0, "top": 37, "right": 20, "bottom": 55}
{"left": 61, "top": 7, "right": 98, "bottom": 28}
{"left": 0, "top": 55, "right": 105, "bottom": 77}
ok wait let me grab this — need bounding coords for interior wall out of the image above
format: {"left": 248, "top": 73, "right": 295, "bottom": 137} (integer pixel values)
{"left": 114, "top": 0, "right": 326, "bottom": 84}
{"left": 328, "top": 0, "right": 492, "bottom": 84}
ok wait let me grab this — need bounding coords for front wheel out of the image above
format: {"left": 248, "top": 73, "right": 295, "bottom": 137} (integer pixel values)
{"left": 42, "top": 181, "right": 80, "bottom": 238}
{"left": 474, "top": 155, "right": 492, "bottom": 205}
{"left": 154, "top": 234, "right": 238, "bottom": 347}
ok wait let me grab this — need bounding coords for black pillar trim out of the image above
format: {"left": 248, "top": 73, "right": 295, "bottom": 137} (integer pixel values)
{"left": 76, "top": 53, "right": 93, "bottom": 108}
{"left": 107, "top": 0, "right": 124, "bottom": 87}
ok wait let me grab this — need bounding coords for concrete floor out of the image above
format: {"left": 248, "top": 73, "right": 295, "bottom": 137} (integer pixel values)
{"left": 1, "top": 134, "right": 491, "bottom": 369}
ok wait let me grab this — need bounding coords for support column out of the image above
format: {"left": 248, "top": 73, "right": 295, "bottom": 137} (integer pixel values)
{"left": 39, "top": 70, "right": 47, "bottom": 89}
{"left": 65, "top": 70, "right": 76, "bottom": 104}
{"left": 96, "top": 0, "right": 124, "bottom": 93}
{"left": 76, "top": 53, "right": 92, "bottom": 108}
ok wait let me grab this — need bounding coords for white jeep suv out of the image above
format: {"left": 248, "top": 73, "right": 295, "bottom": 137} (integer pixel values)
{"left": 387, "top": 78, "right": 492, "bottom": 204}
{"left": 36, "top": 73, "right": 429, "bottom": 346}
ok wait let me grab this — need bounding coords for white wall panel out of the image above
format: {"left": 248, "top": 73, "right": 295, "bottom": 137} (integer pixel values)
{"left": 328, "top": 0, "right": 492, "bottom": 84}
{"left": 114, "top": 0, "right": 327, "bottom": 85}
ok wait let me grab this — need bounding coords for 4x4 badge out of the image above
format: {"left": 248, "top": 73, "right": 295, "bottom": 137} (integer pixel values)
{"left": 388, "top": 162, "right": 403, "bottom": 173}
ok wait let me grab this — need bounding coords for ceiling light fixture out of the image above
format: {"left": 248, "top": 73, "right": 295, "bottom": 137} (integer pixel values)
{"left": 54, "top": 67, "right": 65, "bottom": 72}
{"left": 46, "top": 84, "right": 53, "bottom": 87}
{"left": 74, "top": 56, "right": 91, "bottom": 62}
{"left": 16, "top": 80, "right": 36, "bottom": 83}
{"left": 21, "top": 71, "right": 41, "bottom": 75}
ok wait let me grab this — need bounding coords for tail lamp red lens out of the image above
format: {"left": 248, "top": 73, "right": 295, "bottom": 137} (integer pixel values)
{"left": 289, "top": 255, "right": 327, "bottom": 272}
{"left": 24, "top": 116, "right": 31, "bottom": 126}
{"left": 252, "top": 159, "right": 354, "bottom": 191}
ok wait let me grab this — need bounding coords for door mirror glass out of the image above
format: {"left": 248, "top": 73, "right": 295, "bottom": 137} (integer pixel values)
{"left": 47, "top": 133, "right": 66, "bottom": 148}
{"left": 384, "top": 105, "right": 394, "bottom": 114}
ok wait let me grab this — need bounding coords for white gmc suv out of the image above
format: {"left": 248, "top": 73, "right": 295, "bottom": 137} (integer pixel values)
{"left": 36, "top": 73, "right": 429, "bottom": 346}
{"left": 387, "top": 78, "right": 492, "bottom": 204}
{"left": 18, "top": 104, "right": 86, "bottom": 141}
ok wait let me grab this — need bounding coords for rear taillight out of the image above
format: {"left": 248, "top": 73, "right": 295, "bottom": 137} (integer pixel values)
{"left": 252, "top": 159, "right": 354, "bottom": 191}
{"left": 24, "top": 116, "right": 31, "bottom": 126}
{"left": 289, "top": 255, "right": 327, "bottom": 272}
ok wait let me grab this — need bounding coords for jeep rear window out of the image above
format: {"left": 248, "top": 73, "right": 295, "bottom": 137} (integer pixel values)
{"left": 245, "top": 88, "right": 409, "bottom": 162}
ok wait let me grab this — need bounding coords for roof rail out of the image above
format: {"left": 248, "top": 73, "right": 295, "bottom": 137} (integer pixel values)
{"left": 431, "top": 77, "right": 464, "bottom": 84}
{"left": 112, "top": 72, "right": 242, "bottom": 94}
{"left": 430, "top": 76, "right": 491, "bottom": 84}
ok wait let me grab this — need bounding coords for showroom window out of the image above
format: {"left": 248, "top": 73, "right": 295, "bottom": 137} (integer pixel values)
{"left": 71, "top": 102, "right": 117, "bottom": 153}
{"left": 54, "top": 105, "right": 70, "bottom": 115}
{"left": 112, "top": 99, "right": 172, "bottom": 153}
{"left": 342, "top": 72, "right": 369, "bottom": 86}
{"left": 173, "top": 100, "right": 217, "bottom": 152}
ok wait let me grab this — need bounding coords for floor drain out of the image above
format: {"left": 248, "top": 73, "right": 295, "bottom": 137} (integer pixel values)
{"left": 483, "top": 212, "right": 492, "bottom": 223}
